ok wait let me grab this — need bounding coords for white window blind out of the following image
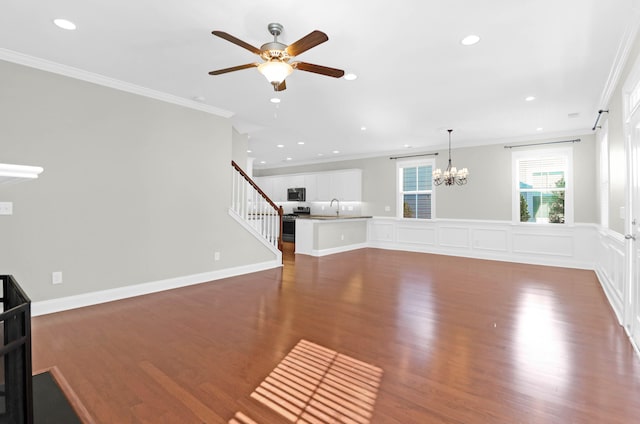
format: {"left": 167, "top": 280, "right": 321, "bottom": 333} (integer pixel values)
{"left": 398, "top": 160, "right": 434, "bottom": 219}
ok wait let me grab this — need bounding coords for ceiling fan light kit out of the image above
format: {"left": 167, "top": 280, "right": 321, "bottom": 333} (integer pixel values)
{"left": 258, "top": 61, "right": 293, "bottom": 85}
{"left": 209, "top": 22, "right": 344, "bottom": 91}
{"left": 433, "top": 129, "right": 469, "bottom": 186}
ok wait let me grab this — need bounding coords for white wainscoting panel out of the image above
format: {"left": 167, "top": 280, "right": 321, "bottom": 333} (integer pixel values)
{"left": 595, "top": 230, "right": 626, "bottom": 324}
{"left": 471, "top": 228, "right": 509, "bottom": 252}
{"left": 512, "top": 232, "right": 573, "bottom": 257}
{"left": 368, "top": 218, "right": 597, "bottom": 269}
{"left": 368, "top": 222, "right": 394, "bottom": 242}
{"left": 396, "top": 225, "right": 437, "bottom": 246}
{"left": 440, "top": 226, "right": 470, "bottom": 249}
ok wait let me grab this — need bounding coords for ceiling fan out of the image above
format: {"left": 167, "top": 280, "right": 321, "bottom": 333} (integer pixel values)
{"left": 208, "top": 23, "right": 344, "bottom": 91}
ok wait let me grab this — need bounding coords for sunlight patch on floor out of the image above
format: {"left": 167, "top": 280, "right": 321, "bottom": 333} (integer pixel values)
{"left": 231, "top": 339, "right": 383, "bottom": 423}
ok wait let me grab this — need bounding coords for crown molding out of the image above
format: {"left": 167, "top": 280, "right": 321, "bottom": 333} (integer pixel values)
{"left": 598, "top": 9, "right": 640, "bottom": 109}
{"left": 253, "top": 129, "right": 594, "bottom": 170}
{"left": 0, "top": 48, "right": 234, "bottom": 118}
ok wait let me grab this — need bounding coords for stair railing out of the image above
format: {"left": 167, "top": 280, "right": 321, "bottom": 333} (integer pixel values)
{"left": 231, "top": 161, "right": 283, "bottom": 252}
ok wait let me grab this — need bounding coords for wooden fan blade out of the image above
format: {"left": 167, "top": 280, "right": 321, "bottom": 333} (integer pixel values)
{"left": 274, "top": 80, "right": 287, "bottom": 91}
{"left": 208, "top": 63, "right": 259, "bottom": 75}
{"left": 292, "top": 62, "right": 345, "bottom": 78}
{"left": 285, "top": 30, "right": 328, "bottom": 56}
{"left": 212, "top": 31, "right": 262, "bottom": 55}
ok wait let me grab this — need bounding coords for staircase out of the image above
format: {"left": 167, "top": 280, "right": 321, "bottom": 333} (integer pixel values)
{"left": 230, "top": 161, "right": 283, "bottom": 258}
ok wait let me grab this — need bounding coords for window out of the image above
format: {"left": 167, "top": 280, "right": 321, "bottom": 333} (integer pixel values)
{"left": 397, "top": 159, "right": 434, "bottom": 219}
{"left": 513, "top": 148, "right": 572, "bottom": 224}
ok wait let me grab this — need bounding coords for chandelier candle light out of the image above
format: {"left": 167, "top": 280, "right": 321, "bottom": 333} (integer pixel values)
{"left": 432, "top": 129, "right": 469, "bottom": 186}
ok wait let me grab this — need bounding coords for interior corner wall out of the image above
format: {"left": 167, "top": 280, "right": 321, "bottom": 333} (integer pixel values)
{"left": 231, "top": 127, "right": 248, "bottom": 169}
{"left": 0, "top": 60, "right": 275, "bottom": 302}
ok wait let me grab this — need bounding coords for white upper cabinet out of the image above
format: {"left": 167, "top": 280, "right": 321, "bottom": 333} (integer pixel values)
{"left": 287, "top": 175, "right": 305, "bottom": 188}
{"left": 254, "top": 169, "right": 362, "bottom": 202}
{"left": 304, "top": 174, "right": 318, "bottom": 201}
{"left": 316, "top": 172, "right": 332, "bottom": 200}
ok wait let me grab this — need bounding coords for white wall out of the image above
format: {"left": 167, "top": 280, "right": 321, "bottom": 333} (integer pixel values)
{"left": 0, "top": 60, "right": 276, "bottom": 303}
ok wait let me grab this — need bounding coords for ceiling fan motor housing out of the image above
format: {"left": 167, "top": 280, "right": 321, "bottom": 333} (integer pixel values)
{"left": 260, "top": 42, "right": 290, "bottom": 61}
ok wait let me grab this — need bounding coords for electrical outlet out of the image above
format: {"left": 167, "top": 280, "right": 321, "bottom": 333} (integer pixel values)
{"left": 0, "top": 202, "right": 13, "bottom": 215}
{"left": 52, "top": 271, "right": 63, "bottom": 285}
{"left": 384, "top": 205, "right": 391, "bottom": 212}
{"left": 214, "top": 251, "right": 221, "bottom": 261}
{"left": 341, "top": 234, "right": 345, "bottom": 241}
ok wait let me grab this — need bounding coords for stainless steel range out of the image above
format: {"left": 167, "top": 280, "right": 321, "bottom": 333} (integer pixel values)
{"left": 282, "top": 207, "right": 310, "bottom": 242}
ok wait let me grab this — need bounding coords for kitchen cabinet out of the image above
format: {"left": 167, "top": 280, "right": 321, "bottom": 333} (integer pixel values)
{"left": 316, "top": 173, "right": 332, "bottom": 200}
{"left": 254, "top": 169, "right": 362, "bottom": 202}
{"left": 304, "top": 174, "right": 318, "bottom": 201}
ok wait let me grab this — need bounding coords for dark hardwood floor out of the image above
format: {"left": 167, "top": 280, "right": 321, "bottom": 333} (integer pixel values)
{"left": 32, "top": 244, "right": 640, "bottom": 423}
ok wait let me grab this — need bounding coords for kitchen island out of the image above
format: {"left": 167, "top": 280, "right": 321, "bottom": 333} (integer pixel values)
{"left": 295, "top": 215, "right": 372, "bottom": 256}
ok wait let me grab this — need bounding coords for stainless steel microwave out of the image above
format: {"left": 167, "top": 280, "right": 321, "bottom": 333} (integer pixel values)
{"left": 287, "top": 187, "right": 306, "bottom": 202}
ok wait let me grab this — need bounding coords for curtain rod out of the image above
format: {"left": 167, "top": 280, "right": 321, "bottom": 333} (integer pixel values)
{"left": 592, "top": 109, "right": 609, "bottom": 131}
{"left": 503, "top": 138, "right": 581, "bottom": 149}
{"left": 389, "top": 152, "right": 438, "bottom": 160}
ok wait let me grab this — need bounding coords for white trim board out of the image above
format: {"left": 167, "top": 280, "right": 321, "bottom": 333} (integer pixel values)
{"left": 0, "top": 48, "right": 233, "bottom": 119}
{"left": 305, "top": 243, "right": 369, "bottom": 257}
{"left": 31, "top": 259, "right": 281, "bottom": 317}
{"left": 598, "top": 10, "right": 640, "bottom": 109}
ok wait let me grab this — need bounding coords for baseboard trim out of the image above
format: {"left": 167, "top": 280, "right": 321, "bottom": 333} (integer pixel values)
{"left": 594, "top": 267, "right": 624, "bottom": 325}
{"left": 31, "top": 260, "right": 281, "bottom": 317}
{"left": 366, "top": 241, "right": 594, "bottom": 270}
{"left": 308, "top": 243, "right": 369, "bottom": 257}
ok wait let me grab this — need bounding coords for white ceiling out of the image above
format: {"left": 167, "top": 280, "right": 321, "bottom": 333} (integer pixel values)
{"left": 0, "top": 0, "right": 637, "bottom": 168}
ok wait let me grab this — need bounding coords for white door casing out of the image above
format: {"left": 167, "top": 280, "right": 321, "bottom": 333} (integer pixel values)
{"left": 628, "top": 118, "right": 640, "bottom": 347}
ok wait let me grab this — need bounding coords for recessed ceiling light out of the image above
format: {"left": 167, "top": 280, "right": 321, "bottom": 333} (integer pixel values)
{"left": 277, "top": 144, "right": 284, "bottom": 148}
{"left": 461, "top": 35, "right": 480, "bottom": 46}
{"left": 260, "top": 161, "right": 266, "bottom": 164}
{"left": 270, "top": 97, "right": 281, "bottom": 104}
{"left": 53, "top": 19, "right": 76, "bottom": 30}
{"left": 247, "top": 149, "right": 252, "bottom": 153}
{"left": 344, "top": 73, "right": 358, "bottom": 81}
{"left": 360, "top": 126, "right": 367, "bottom": 131}
{"left": 536, "top": 127, "right": 543, "bottom": 131}
{"left": 525, "top": 96, "right": 536, "bottom": 102}
{"left": 286, "top": 157, "right": 292, "bottom": 161}
{"left": 332, "top": 150, "right": 340, "bottom": 154}
{"left": 404, "top": 144, "right": 412, "bottom": 148}
{"left": 297, "top": 141, "right": 305, "bottom": 145}
{"left": 317, "top": 153, "right": 324, "bottom": 156}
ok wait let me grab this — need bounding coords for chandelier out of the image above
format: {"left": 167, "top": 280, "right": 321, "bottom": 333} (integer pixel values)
{"left": 433, "top": 129, "right": 469, "bottom": 186}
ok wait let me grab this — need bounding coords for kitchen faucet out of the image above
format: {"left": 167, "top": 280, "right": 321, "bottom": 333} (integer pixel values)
{"left": 330, "top": 198, "right": 340, "bottom": 216}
